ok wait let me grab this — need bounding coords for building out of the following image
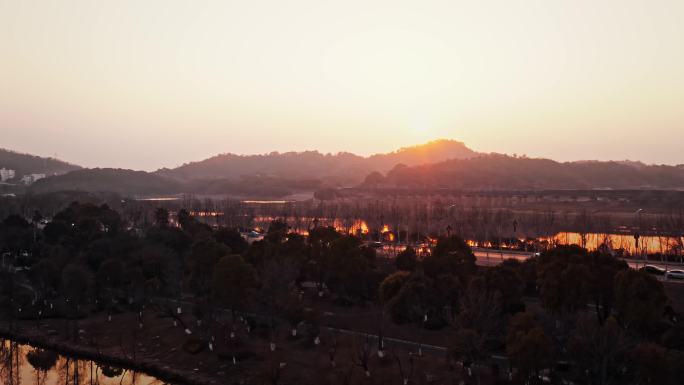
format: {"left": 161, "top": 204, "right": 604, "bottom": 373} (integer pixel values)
{"left": 0, "top": 168, "right": 16, "bottom": 182}
{"left": 20, "top": 173, "right": 46, "bottom": 185}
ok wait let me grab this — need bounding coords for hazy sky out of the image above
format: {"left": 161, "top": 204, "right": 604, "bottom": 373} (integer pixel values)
{"left": 2, "top": 0, "right": 683, "bottom": 170}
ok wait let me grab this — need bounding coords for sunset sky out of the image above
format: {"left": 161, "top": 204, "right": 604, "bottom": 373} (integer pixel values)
{"left": 2, "top": 0, "right": 683, "bottom": 170}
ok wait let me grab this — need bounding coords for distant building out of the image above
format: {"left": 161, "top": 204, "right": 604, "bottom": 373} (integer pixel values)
{"left": 0, "top": 168, "right": 15, "bottom": 182}
{"left": 20, "top": 173, "right": 46, "bottom": 185}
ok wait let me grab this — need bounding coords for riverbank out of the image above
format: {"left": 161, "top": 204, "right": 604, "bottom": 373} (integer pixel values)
{"left": 0, "top": 312, "right": 247, "bottom": 385}
{"left": 0, "top": 332, "right": 210, "bottom": 385}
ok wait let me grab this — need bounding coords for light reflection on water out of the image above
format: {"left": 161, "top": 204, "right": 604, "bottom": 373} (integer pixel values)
{"left": 0, "top": 340, "right": 169, "bottom": 385}
{"left": 543, "top": 232, "right": 682, "bottom": 255}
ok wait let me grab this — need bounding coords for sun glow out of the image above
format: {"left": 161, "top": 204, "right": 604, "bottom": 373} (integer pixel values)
{"left": 3, "top": 1, "right": 684, "bottom": 168}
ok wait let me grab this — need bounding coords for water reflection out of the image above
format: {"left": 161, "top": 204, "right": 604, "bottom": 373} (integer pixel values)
{"left": 544, "top": 232, "right": 683, "bottom": 255}
{"left": 0, "top": 340, "right": 168, "bottom": 385}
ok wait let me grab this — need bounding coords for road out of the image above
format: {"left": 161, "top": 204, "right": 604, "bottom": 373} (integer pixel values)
{"left": 472, "top": 248, "right": 532, "bottom": 266}
{"left": 377, "top": 243, "right": 684, "bottom": 284}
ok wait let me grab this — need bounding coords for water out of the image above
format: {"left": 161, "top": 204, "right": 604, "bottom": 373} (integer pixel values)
{"left": 0, "top": 339, "right": 171, "bottom": 385}
{"left": 544, "top": 232, "right": 683, "bottom": 255}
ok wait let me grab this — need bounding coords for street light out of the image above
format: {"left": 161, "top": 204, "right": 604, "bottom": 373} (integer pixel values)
{"left": 634, "top": 209, "right": 644, "bottom": 265}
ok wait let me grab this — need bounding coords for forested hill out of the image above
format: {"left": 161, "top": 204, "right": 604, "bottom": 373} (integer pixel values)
{"left": 10, "top": 141, "right": 684, "bottom": 195}
{"left": 156, "top": 139, "right": 478, "bottom": 185}
{"left": 365, "top": 154, "right": 684, "bottom": 190}
{"left": 0, "top": 148, "right": 80, "bottom": 178}
{"left": 28, "top": 168, "right": 322, "bottom": 198}
{"left": 29, "top": 168, "right": 183, "bottom": 195}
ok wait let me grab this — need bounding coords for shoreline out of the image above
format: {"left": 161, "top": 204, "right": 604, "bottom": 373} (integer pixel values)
{"left": 0, "top": 323, "right": 217, "bottom": 385}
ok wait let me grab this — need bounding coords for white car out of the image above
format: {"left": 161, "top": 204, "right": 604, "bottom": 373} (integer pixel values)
{"left": 665, "top": 270, "right": 684, "bottom": 280}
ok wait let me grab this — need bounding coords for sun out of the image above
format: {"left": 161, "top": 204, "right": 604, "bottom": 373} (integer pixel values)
{"left": 406, "top": 117, "right": 436, "bottom": 143}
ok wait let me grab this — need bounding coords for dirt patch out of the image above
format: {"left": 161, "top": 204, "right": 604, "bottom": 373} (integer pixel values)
{"left": 1, "top": 308, "right": 465, "bottom": 385}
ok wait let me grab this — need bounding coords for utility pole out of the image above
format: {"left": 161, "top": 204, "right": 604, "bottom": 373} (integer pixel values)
{"left": 634, "top": 209, "right": 643, "bottom": 267}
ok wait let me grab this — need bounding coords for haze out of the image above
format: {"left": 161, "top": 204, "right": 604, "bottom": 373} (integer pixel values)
{"left": 2, "top": 0, "right": 683, "bottom": 170}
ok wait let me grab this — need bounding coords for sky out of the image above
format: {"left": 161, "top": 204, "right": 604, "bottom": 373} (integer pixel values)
{"left": 1, "top": 0, "right": 683, "bottom": 170}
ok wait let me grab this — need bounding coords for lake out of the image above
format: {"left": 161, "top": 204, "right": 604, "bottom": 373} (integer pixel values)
{"left": 0, "top": 339, "right": 173, "bottom": 385}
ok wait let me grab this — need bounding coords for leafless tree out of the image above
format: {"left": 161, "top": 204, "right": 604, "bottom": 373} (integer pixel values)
{"left": 391, "top": 348, "right": 415, "bottom": 385}
{"left": 351, "top": 335, "right": 373, "bottom": 378}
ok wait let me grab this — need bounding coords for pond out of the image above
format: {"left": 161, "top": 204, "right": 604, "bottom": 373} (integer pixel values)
{"left": 0, "top": 339, "right": 175, "bottom": 385}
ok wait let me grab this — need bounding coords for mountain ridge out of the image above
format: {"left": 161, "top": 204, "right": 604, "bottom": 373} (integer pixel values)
{"left": 367, "top": 153, "right": 684, "bottom": 190}
{"left": 6, "top": 140, "right": 684, "bottom": 197}
{"left": 0, "top": 148, "right": 81, "bottom": 180}
{"left": 155, "top": 139, "right": 478, "bottom": 185}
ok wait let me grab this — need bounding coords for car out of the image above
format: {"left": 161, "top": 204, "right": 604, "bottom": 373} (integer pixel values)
{"left": 666, "top": 270, "right": 684, "bottom": 280}
{"left": 640, "top": 265, "right": 667, "bottom": 276}
{"left": 369, "top": 241, "right": 383, "bottom": 248}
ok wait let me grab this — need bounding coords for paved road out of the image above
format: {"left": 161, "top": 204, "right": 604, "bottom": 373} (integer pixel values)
{"left": 473, "top": 249, "right": 530, "bottom": 266}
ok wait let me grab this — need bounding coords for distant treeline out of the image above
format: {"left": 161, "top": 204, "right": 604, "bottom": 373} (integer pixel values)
{"left": 26, "top": 168, "right": 321, "bottom": 198}
{"left": 364, "top": 154, "right": 684, "bottom": 190}
{"left": 5, "top": 141, "right": 684, "bottom": 198}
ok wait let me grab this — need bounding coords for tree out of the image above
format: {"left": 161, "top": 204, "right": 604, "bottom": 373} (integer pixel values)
{"left": 457, "top": 277, "right": 502, "bottom": 339}
{"left": 47, "top": 203, "right": 122, "bottom": 248}
{"left": 42, "top": 220, "right": 71, "bottom": 245}
{"left": 258, "top": 257, "right": 299, "bottom": 346}
{"left": 29, "top": 258, "right": 60, "bottom": 301}
{"left": 214, "top": 227, "right": 248, "bottom": 254}
{"left": 585, "top": 252, "right": 628, "bottom": 324}
{"left": 187, "top": 240, "right": 229, "bottom": 297}
{"left": 177, "top": 208, "right": 212, "bottom": 238}
{"left": 212, "top": 255, "right": 257, "bottom": 318}
{"left": 506, "top": 312, "right": 553, "bottom": 383}
{"left": 661, "top": 323, "right": 684, "bottom": 351}
{"left": 538, "top": 246, "right": 628, "bottom": 324}
{"left": 614, "top": 269, "right": 667, "bottom": 334}
{"left": 327, "top": 235, "right": 377, "bottom": 301}
{"left": 568, "top": 315, "right": 626, "bottom": 385}
{"left": 379, "top": 271, "right": 410, "bottom": 304}
{"left": 395, "top": 246, "right": 417, "bottom": 271}
{"left": 96, "top": 258, "right": 125, "bottom": 319}
{"left": 0, "top": 214, "right": 33, "bottom": 255}
{"left": 422, "top": 235, "right": 476, "bottom": 282}
{"left": 279, "top": 233, "right": 308, "bottom": 272}
{"left": 481, "top": 261, "right": 525, "bottom": 315}
{"left": 26, "top": 348, "right": 58, "bottom": 371}
{"left": 449, "top": 329, "right": 487, "bottom": 383}
{"left": 430, "top": 273, "right": 462, "bottom": 322}
{"left": 265, "top": 220, "right": 289, "bottom": 243}
{"left": 307, "top": 226, "right": 341, "bottom": 296}
{"left": 177, "top": 208, "right": 192, "bottom": 229}
{"left": 448, "top": 277, "right": 503, "bottom": 377}
{"left": 140, "top": 244, "right": 180, "bottom": 297}
{"left": 628, "top": 343, "right": 683, "bottom": 385}
{"left": 60, "top": 264, "right": 93, "bottom": 340}
{"left": 391, "top": 348, "right": 416, "bottom": 385}
{"left": 146, "top": 225, "right": 192, "bottom": 255}
{"left": 26, "top": 348, "right": 58, "bottom": 384}
{"left": 537, "top": 246, "right": 592, "bottom": 316}
{"left": 363, "top": 171, "right": 385, "bottom": 187}
{"left": 61, "top": 264, "right": 92, "bottom": 312}
{"left": 385, "top": 274, "right": 431, "bottom": 324}
{"left": 283, "top": 294, "right": 305, "bottom": 337}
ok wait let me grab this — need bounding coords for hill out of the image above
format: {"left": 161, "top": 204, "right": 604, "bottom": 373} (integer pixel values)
{"left": 28, "top": 169, "right": 321, "bottom": 198}
{"left": 29, "top": 168, "right": 183, "bottom": 195}
{"left": 157, "top": 139, "right": 477, "bottom": 186}
{"left": 366, "top": 154, "right": 684, "bottom": 190}
{"left": 10, "top": 141, "right": 684, "bottom": 196}
{"left": 367, "top": 139, "right": 478, "bottom": 170}
{"left": 0, "top": 148, "right": 80, "bottom": 180}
